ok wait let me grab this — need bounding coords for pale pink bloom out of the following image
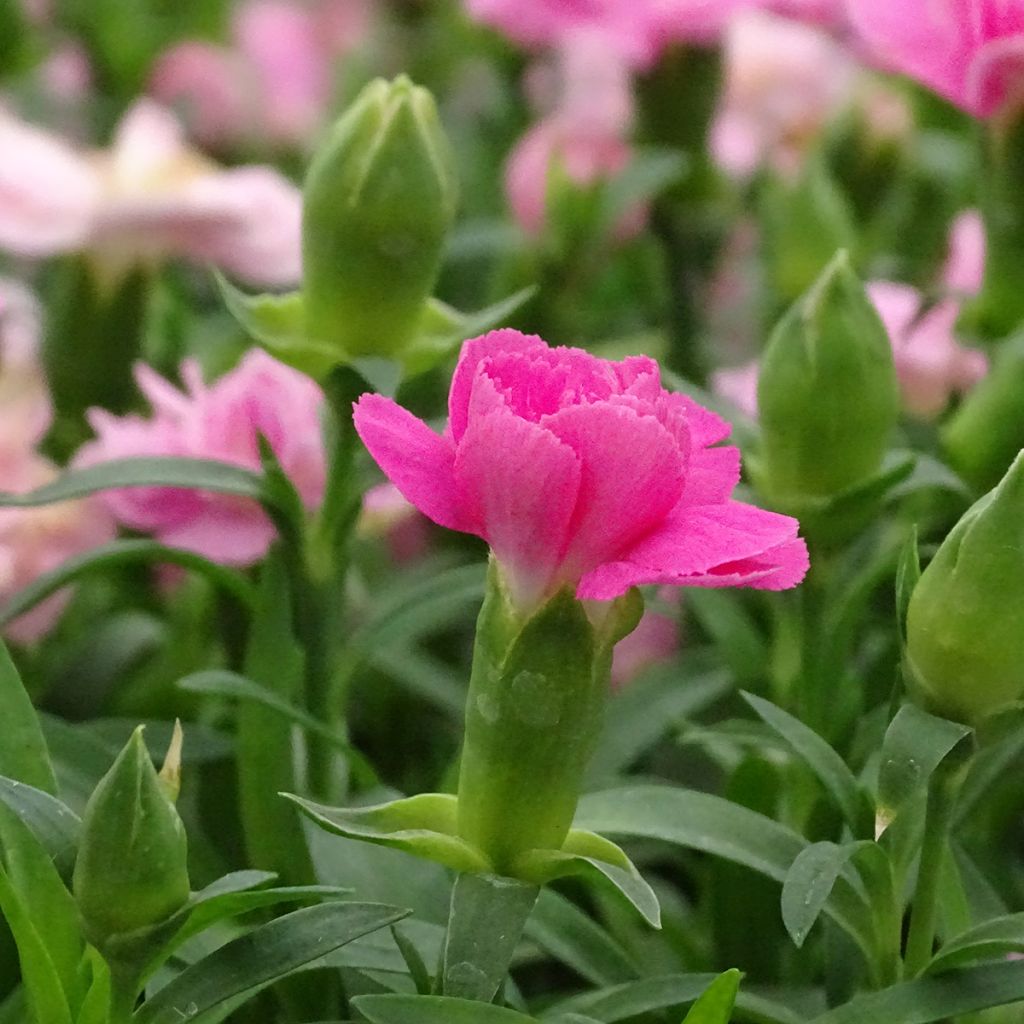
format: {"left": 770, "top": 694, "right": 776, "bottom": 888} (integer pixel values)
{"left": 505, "top": 27, "right": 644, "bottom": 237}
{"left": 610, "top": 591, "right": 680, "bottom": 688}
{"left": 943, "top": 209, "right": 985, "bottom": 295}
{"left": 0, "top": 280, "right": 52, "bottom": 456}
{"left": 40, "top": 43, "right": 93, "bottom": 104}
{"left": 359, "top": 482, "right": 431, "bottom": 563}
{"left": 77, "top": 350, "right": 326, "bottom": 566}
{"left": 712, "top": 359, "right": 760, "bottom": 419}
{"left": 763, "top": 0, "right": 845, "bottom": 25}
{"left": 465, "top": 0, "right": 749, "bottom": 68}
{"left": 846, "top": 0, "right": 1024, "bottom": 119}
{"left": 0, "top": 453, "right": 114, "bottom": 645}
{"left": 868, "top": 281, "right": 988, "bottom": 420}
{"left": 0, "top": 101, "right": 302, "bottom": 286}
{"left": 151, "top": 0, "right": 369, "bottom": 149}
{"left": 354, "top": 329, "right": 809, "bottom": 608}
{"left": 711, "top": 9, "right": 855, "bottom": 179}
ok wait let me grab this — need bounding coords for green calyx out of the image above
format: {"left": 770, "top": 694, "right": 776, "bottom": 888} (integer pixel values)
{"left": 455, "top": 560, "right": 641, "bottom": 876}
{"left": 73, "top": 726, "right": 190, "bottom": 952}
{"left": 756, "top": 250, "right": 899, "bottom": 509}
{"left": 906, "top": 450, "right": 1024, "bottom": 724}
{"left": 301, "top": 74, "right": 458, "bottom": 361}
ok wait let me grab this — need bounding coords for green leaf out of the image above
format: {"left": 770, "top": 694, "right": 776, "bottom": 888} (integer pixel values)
{"left": 355, "top": 995, "right": 538, "bottom": 1023}
{"left": 0, "top": 639, "right": 57, "bottom": 794}
{"left": 544, "top": 974, "right": 803, "bottom": 1024}
{"left": 587, "top": 659, "right": 730, "bottom": 784}
{"left": 0, "top": 865, "right": 73, "bottom": 1024}
{"left": 177, "top": 669, "right": 375, "bottom": 777}
{"left": 781, "top": 842, "right": 866, "bottom": 948}
{"left": 596, "top": 148, "right": 685, "bottom": 238}
{"left": 681, "top": 970, "right": 742, "bottom": 1024}
{"left": 927, "top": 912, "right": 1024, "bottom": 973}
{"left": 441, "top": 872, "right": 539, "bottom": 1001}
{"left": 809, "top": 958, "right": 1024, "bottom": 1022}
{"left": 134, "top": 902, "right": 409, "bottom": 1024}
{"left": 688, "top": 593, "right": 768, "bottom": 684}
{"left": 575, "top": 787, "right": 873, "bottom": 959}
{"left": 742, "top": 692, "right": 869, "bottom": 833}
{"left": 0, "top": 776, "right": 80, "bottom": 876}
{"left": 514, "top": 830, "right": 661, "bottom": 928}
{"left": 0, "top": 540, "right": 255, "bottom": 628}
{"left": 285, "top": 792, "right": 492, "bottom": 874}
{"left": 527, "top": 889, "right": 638, "bottom": 987}
{"left": 0, "top": 457, "right": 265, "bottom": 508}
{"left": 876, "top": 705, "right": 972, "bottom": 835}
{"left": 894, "top": 528, "right": 921, "bottom": 641}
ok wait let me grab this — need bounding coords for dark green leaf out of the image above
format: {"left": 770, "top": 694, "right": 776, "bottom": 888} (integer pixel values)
{"left": 441, "top": 873, "right": 539, "bottom": 1001}
{"left": 0, "top": 640, "right": 57, "bottom": 794}
{"left": 927, "top": 912, "right": 1024, "bottom": 973}
{"left": 742, "top": 693, "right": 868, "bottom": 833}
{"left": 0, "top": 776, "right": 80, "bottom": 875}
{"left": 781, "top": 842, "right": 866, "bottom": 949}
{"left": 355, "top": 995, "right": 537, "bottom": 1023}
{"left": 894, "top": 528, "right": 921, "bottom": 640}
{"left": 134, "top": 902, "right": 409, "bottom": 1024}
{"left": 0, "top": 541, "right": 254, "bottom": 628}
{"left": 810, "top": 958, "right": 1024, "bottom": 1022}
{"left": 876, "top": 706, "right": 971, "bottom": 834}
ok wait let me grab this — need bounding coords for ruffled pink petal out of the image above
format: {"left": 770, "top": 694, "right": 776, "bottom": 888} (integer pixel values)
{"left": 968, "top": 34, "right": 1024, "bottom": 120}
{"left": 353, "top": 393, "right": 466, "bottom": 532}
{"left": 540, "top": 400, "right": 684, "bottom": 580}
{"left": 448, "top": 329, "right": 546, "bottom": 443}
{"left": 454, "top": 374, "right": 581, "bottom": 603}
{"left": 679, "top": 445, "right": 741, "bottom": 506}
{"left": 577, "top": 500, "right": 808, "bottom": 600}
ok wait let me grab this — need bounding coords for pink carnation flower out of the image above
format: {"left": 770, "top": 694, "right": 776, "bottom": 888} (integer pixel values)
{"left": 847, "top": 0, "right": 1024, "bottom": 119}
{"left": 465, "top": 0, "right": 749, "bottom": 68}
{"left": 943, "top": 209, "right": 986, "bottom": 295}
{"left": 0, "top": 280, "right": 52, "bottom": 456}
{"left": 711, "top": 8, "right": 855, "bottom": 179}
{"left": 868, "top": 281, "right": 988, "bottom": 420}
{"left": 77, "top": 350, "right": 326, "bottom": 566}
{"left": 505, "top": 26, "right": 644, "bottom": 237}
{"left": 0, "top": 100, "right": 302, "bottom": 286}
{"left": 354, "top": 329, "right": 809, "bottom": 609}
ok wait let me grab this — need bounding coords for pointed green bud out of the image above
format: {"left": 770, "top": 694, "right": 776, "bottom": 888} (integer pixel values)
{"left": 302, "top": 75, "right": 458, "bottom": 360}
{"left": 942, "top": 333, "right": 1024, "bottom": 492}
{"left": 906, "top": 451, "right": 1024, "bottom": 724}
{"left": 73, "top": 727, "right": 190, "bottom": 948}
{"left": 757, "top": 251, "right": 899, "bottom": 505}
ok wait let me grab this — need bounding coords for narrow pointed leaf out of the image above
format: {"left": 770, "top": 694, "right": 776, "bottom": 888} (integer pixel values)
{"left": 681, "top": 969, "right": 742, "bottom": 1024}
{"left": 355, "top": 995, "right": 538, "bottom": 1023}
{"left": 0, "top": 640, "right": 57, "bottom": 794}
{"left": 0, "top": 776, "right": 80, "bottom": 874}
{"left": 927, "top": 912, "right": 1024, "bottom": 973}
{"left": 134, "top": 902, "right": 409, "bottom": 1024}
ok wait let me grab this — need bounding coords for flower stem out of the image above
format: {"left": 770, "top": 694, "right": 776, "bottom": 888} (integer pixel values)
{"left": 903, "top": 757, "right": 967, "bottom": 977}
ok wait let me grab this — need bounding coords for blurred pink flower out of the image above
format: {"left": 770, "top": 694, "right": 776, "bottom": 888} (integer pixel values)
{"left": 505, "top": 27, "right": 644, "bottom": 237}
{"left": 0, "top": 279, "right": 52, "bottom": 457}
{"left": 151, "top": 0, "right": 371, "bottom": 149}
{"left": 465, "top": 0, "right": 749, "bottom": 68}
{"left": 944, "top": 209, "right": 985, "bottom": 295}
{"left": 711, "top": 8, "right": 855, "bottom": 179}
{"left": 712, "top": 359, "right": 760, "bottom": 419}
{"left": 0, "top": 100, "right": 302, "bottom": 286}
{"left": 610, "top": 592, "right": 680, "bottom": 688}
{"left": 354, "top": 329, "right": 809, "bottom": 609}
{"left": 0, "top": 453, "right": 115, "bottom": 645}
{"left": 847, "top": 0, "right": 1024, "bottom": 118}
{"left": 359, "top": 482, "right": 431, "bottom": 563}
{"left": 868, "top": 281, "right": 988, "bottom": 420}
{"left": 78, "top": 350, "right": 326, "bottom": 566}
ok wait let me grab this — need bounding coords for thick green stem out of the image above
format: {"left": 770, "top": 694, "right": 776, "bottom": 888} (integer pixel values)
{"left": 107, "top": 965, "right": 139, "bottom": 1024}
{"left": 903, "top": 761, "right": 965, "bottom": 977}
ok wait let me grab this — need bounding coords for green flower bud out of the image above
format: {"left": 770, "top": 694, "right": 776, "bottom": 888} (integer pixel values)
{"left": 73, "top": 726, "right": 190, "bottom": 948}
{"left": 942, "top": 333, "right": 1024, "bottom": 493}
{"left": 456, "top": 560, "right": 640, "bottom": 876}
{"left": 302, "top": 75, "right": 458, "bottom": 360}
{"left": 906, "top": 451, "right": 1024, "bottom": 724}
{"left": 757, "top": 250, "right": 899, "bottom": 505}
